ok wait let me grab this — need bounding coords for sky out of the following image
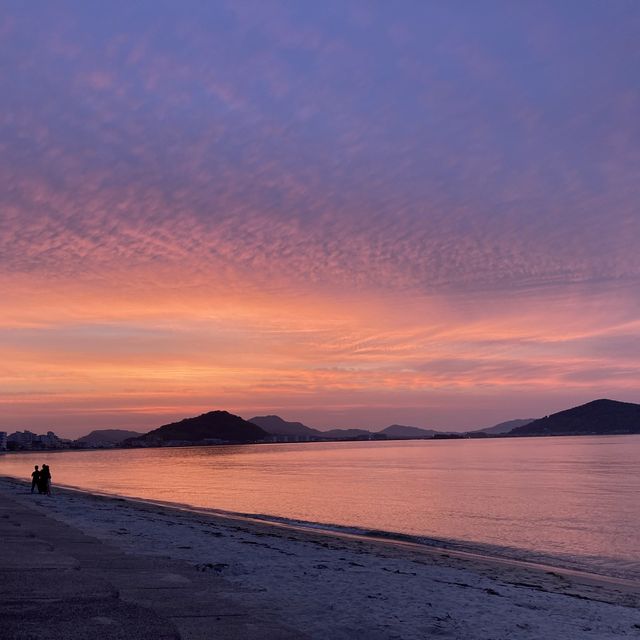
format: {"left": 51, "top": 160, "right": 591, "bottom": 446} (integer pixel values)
{"left": 1, "top": 1, "right": 640, "bottom": 437}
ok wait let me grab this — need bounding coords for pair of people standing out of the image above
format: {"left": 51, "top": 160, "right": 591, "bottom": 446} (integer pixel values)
{"left": 30, "top": 464, "right": 52, "bottom": 496}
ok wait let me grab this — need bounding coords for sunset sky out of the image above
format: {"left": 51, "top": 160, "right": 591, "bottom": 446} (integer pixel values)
{"left": 2, "top": 1, "right": 640, "bottom": 437}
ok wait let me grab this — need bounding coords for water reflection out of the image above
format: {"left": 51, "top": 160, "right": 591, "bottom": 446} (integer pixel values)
{"left": 2, "top": 436, "right": 639, "bottom": 578}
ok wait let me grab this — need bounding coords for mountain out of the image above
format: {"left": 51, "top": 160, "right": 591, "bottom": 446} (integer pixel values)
{"left": 249, "top": 415, "right": 373, "bottom": 440}
{"left": 509, "top": 399, "right": 640, "bottom": 436}
{"left": 126, "top": 411, "right": 267, "bottom": 445}
{"left": 76, "top": 429, "right": 142, "bottom": 445}
{"left": 250, "top": 416, "right": 443, "bottom": 440}
{"left": 249, "top": 415, "right": 322, "bottom": 437}
{"left": 472, "top": 418, "right": 536, "bottom": 436}
{"left": 378, "top": 424, "right": 439, "bottom": 438}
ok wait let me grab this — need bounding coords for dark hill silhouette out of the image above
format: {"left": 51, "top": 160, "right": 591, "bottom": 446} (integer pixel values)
{"left": 249, "top": 415, "right": 322, "bottom": 437}
{"left": 509, "top": 399, "right": 640, "bottom": 436}
{"left": 251, "top": 416, "right": 452, "bottom": 440}
{"left": 76, "top": 429, "right": 142, "bottom": 445}
{"left": 471, "top": 418, "right": 536, "bottom": 436}
{"left": 249, "top": 415, "right": 374, "bottom": 440}
{"left": 379, "top": 424, "right": 439, "bottom": 438}
{"left": 126, "top": 411, "right": 267, "bottom": 445}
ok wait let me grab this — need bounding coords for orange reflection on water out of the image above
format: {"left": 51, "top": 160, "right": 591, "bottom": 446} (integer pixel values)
{"left": 2, "top": 435, "right": 639, "bottom": 579}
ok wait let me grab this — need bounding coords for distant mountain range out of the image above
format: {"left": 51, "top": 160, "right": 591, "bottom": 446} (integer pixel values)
{"left": 125, "top": 411, "right": 267, "bottom": 446}
{"left": 249, "top": 415, "right": 322, "bottom": 437}
{"left": 471, "top": 418, "right": 536, "bottom": 436}
{"left": 76, "top": 398, "right": 639, "bottom": 449}
{"left": 249, "top": 415, "right": 373, "bottom": 439}
{"left": 510, "top": 399, "right": 640, "bottom": 436}
{"left": 251, "top": 416, "right": 445, "bottom": 439}
{"left": 250, "top": 415, "right": 381, "bottom": 439}
{"left": 75, "top": 429, "right": 142, "bottom": 445}
{"left": 78, "top": 416, "right": 529, "bottom": 446}
{"left": 378, "top": 424, "right": 440, "bottom": 438}
{"left": 252, "top": 402, "right": 640, "bottom": 439}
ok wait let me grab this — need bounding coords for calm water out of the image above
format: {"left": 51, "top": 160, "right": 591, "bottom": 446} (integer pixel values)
{"left": 2, "top": 436, "right": 639, "bottom": 579}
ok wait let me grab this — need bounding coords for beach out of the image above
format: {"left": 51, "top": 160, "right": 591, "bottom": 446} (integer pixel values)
{"left": 1, "top": 475, "right": 638, "bottom": 639}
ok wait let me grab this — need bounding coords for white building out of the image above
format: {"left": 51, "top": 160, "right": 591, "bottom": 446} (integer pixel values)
{"left": 8, "top": 430, "right": 38, "bottom": 446}
{"left": 8, "top": 430, "right": 66, "bottom": 449}
{"left": 38, "top": 431, "right": 63, "bottom": 447}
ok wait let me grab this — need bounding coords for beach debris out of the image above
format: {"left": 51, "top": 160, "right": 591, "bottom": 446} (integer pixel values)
{"left": 195, "top": 562, "right": 229, "bottom": 573}
{"left": 382, "top": 567, "right": 417, "bottom": 576}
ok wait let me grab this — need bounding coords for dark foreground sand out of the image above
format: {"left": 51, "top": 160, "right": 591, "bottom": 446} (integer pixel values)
{"left": 1, "top": 475, "right": 639, "bottom": 639}
{"left": 0, "top": 478, "right": 303, "bottom": 639}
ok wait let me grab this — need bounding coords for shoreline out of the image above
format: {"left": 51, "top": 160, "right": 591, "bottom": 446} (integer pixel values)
{"left": 48, "top": 479, "right": 640, "bottom": 592}
{"left": 2, "top": 474, "right": 639, "bottom": 639}
{"left": 4, "top": 469, "right": 639, "bottom": 588}
{"left": 1, "top": 430, "right": 639, "bottom": 455}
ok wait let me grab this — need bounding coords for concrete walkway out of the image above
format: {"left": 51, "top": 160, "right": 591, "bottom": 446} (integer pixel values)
{"left": 0, "top": 482, "right": 305, "bottom": 639}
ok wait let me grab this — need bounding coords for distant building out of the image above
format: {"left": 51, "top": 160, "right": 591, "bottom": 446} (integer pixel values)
{"left": 37, "top": 431, "right": 64, "bottom": 447}
{"left": 7, "top": 430, "right": 68, "bottom": 450}
{"left": 8, "top": 430, "right": 38, "bottom": 447}
{"left": 0, "top": 431, "right": 7, "bottom": 451}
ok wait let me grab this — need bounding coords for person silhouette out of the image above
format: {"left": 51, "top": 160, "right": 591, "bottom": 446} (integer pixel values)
{"left": 39, "top": 464, "right": 52, "bottom": 496}
{"left": 30, "top": 465, "right": 40, "bottom": 494}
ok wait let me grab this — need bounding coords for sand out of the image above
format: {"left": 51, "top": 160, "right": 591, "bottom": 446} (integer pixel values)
{"left": 2, "top": 475, "right": 639, "bottom": 639}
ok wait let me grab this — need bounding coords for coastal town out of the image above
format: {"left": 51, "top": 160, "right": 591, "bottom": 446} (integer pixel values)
{"left": 0, "top": 430, "right": 71, "bottom": 451}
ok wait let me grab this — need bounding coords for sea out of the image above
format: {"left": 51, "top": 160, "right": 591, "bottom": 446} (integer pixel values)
{"left": 2, "top": 435, "right": 639, "bottom": 580}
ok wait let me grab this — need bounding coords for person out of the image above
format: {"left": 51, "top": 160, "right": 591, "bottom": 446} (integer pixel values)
{"left": 30, "top": 465, "right": 40, "bottom": 494}
{"left": 39, "top": 464, "right": 52, "bottom": 496}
